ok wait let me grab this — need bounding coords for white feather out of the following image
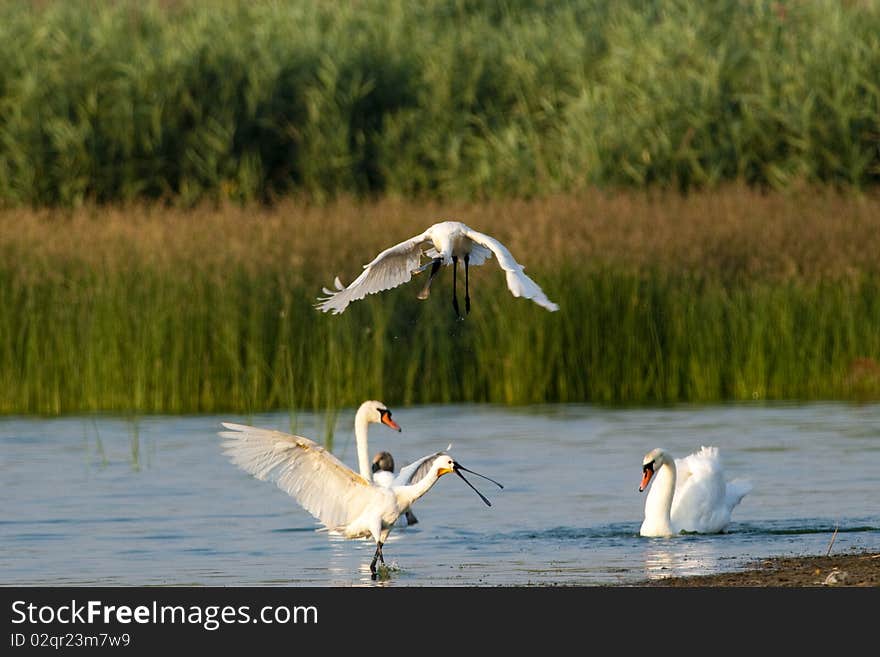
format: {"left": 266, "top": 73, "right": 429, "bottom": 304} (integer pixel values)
{"left": 314, "top": 231, "right": 430, "bottom": 314}
{"left": 463, "top": 226, "right": 559, "bottom": 311}
{"left": 219, "top": 422, "right": 376, "bottom": 534}
{"left": 219, "top": 420, "right": 490, "bottom": 577}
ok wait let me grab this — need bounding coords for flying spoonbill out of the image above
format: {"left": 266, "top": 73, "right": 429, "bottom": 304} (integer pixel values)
{"left": 315, "top": 221, "right": 559, "bottom": 318}
{"left": 219, "top": 423, "right": 503, "bottom": 579}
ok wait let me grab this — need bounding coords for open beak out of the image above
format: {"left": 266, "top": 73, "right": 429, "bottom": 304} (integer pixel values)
{"left": 639, "top": 464, "right": 654, "bottom": 492}
{"left": 452, "top": 461, "right": 504, "bottom": 507}
{"left": 381, "top": 415, "right": 401, "bottom": 432}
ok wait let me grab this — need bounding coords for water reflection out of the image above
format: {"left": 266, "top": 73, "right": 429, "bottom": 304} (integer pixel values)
{"left": 640, "top": 539, "right": 723, "bottom": 581}
{"left": 129, "top": 422, "right": 140, "bottom": 472}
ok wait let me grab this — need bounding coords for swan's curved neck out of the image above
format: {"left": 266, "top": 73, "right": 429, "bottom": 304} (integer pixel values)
{"left": 643, "top": 460, "right": 677, "bottom": 536}
{"left": 354, "top": 411, "right": 372, "bottom": 482}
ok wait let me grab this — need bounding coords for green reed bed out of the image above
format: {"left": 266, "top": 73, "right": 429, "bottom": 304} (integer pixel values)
{"left": 1, "top": 0, "right": 878, "bottom": 207}
{"left": 2, "top": 190, "right": 879, "bottom": 415}
{"left": 2, "top": 248, "right": 878, "bottom": 415}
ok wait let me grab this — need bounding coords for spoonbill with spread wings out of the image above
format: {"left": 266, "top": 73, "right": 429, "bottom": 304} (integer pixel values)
{"left": 219, "top": 423, "right": 503, "bottom": 579}
{"left": 315, "top": 221, "right": 559, "bottom": 318}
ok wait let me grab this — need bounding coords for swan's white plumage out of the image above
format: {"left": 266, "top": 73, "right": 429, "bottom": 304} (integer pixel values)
{"left": 640, "top": 445, "right": 752, "bottom": 537}
{"left": 315, "top": 221, "right": 558, "bottom": 314}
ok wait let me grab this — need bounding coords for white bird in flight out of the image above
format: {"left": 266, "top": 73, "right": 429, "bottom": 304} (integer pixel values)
{"left": 219, "top": 423, "right": 503, "bottom": 579}
{"left": 315, "top": 220, "right": 559, "bottom": 318}
{"left": 638, "top": 446, "right": 752, "bottom": 538}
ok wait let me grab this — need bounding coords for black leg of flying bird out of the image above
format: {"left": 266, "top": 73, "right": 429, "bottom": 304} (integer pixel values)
{"left": 464, "top": 254, "right": 471, "bottom": 314}
{"left": 452, "top": 255, "right": 461, "bottom": 318}
{"left": 418, "top": 258, "right": 442, "bottom": 300}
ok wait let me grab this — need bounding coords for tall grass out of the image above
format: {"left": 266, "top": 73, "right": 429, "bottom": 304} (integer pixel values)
{"left": 0, "top": 0, "right": 878, "bottom": 206}
{"left": 1, "top": 188, "right": 878, "bottom": 414}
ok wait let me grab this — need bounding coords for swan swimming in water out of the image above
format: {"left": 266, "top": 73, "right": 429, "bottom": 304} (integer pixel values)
{"left": 638, "top": 446, "right": 752, "bottom": 538}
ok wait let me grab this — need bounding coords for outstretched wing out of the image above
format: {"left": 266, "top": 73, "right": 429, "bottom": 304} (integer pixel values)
{"left": 219, "top": 422, "right": 374, "bottom": 531}
{"left": 394, "top": 450, "right": 447, "bottom": 486}
{"left": 462, "top": 227, "right": 559, "bottom": 311}
{"left": 315, "top": 231, "right": 431, "bottom": 314}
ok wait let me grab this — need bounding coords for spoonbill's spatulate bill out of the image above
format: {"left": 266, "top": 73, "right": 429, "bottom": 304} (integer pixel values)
{"left": 219, "top": 423, "right": 502, "bottom": 579}
{"left": 372, "top": 447, "right": 506, "bottom": 527}
{"left": 639, "top": 446, "right": 752, "bottom": 538}
{"left": 315, "top": 220, "right": 559, "bottom": 318}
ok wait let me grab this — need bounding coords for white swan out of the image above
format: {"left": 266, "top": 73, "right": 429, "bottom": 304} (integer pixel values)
{"left": 219, "top": 423, "right": 501, "bottom": 579}
{"left": 315, "top": 220, "right": 559, "bottom": 318}
{"left": 349, "top": 400, "right": 401, "bottom": 483}
{"left": 638, "top": 446, "right": 752, "bottom": 537}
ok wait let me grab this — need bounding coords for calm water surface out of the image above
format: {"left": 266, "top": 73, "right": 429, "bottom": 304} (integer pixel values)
{"left": 2, "top": 402, "right": 878, "bottom": 586}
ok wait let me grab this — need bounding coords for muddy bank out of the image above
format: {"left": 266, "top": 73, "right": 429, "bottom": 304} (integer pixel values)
{"left": 636, "top": 549, "right": 880, "bottom": 587}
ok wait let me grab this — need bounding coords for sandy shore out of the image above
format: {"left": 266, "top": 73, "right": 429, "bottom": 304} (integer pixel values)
{"left": 635, "top": 549, "right": 880, "bottom": 587}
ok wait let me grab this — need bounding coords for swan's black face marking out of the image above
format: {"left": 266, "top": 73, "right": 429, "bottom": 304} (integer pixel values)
{"left": 379, "top": 408, "right": 401, "bottom": 432}
{"left": 639, "top": 461, "right": 655, "bottom": 492}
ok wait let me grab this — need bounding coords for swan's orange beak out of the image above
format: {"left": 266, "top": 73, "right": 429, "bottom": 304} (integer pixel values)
{"left": 381, "top": 415, "right": 401, "bottom": 432}
{"left": 639, "top": 465, "right": 654, "bottom": 492}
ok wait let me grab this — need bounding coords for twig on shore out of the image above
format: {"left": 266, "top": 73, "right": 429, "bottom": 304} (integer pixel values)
{"left": 825, "top": 523, "right": 839, "bottom": 557}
